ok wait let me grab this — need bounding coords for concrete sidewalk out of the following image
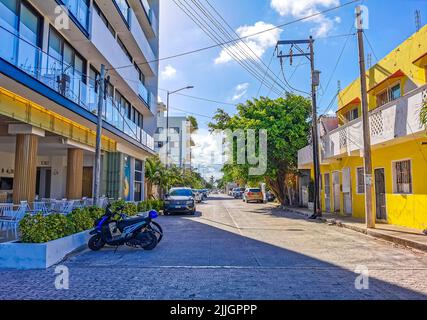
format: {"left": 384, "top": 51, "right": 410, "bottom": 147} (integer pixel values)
{"left": 284, "top": 206, "right": 427, "bottom": 253}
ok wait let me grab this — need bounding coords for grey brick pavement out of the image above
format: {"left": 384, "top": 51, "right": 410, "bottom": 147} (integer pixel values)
{"left": 0, "top": 196, "right": 426, "bottom": 300}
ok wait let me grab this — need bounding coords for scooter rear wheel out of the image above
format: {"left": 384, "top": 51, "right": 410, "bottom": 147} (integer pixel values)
{"left": 150, "top": 221, "right": 163, "bottom": 243}
{"left": 88, "top": 235, "right": 106, "bottom": 251}
{"left": 141, "top": 232, "right": 158, "bottom": 251}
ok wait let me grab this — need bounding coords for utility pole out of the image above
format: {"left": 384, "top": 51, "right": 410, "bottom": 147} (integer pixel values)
{"left": 309, "top": 36, "right": 322, "bottom": 219}
{"left": 356, "top": 5, "right": 375, "bottom": 228}
{"left": 93, "top": 64, "right": 105, "bottom": 207}
{"left": 276, "top": 38, "right": 322, "bottom": 218}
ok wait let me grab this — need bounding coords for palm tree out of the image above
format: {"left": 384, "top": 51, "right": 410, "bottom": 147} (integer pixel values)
{"left": 187, "top": 116, "right": 198, "bottom": 171}
{"left": 145, "top": 157, "right": 163, "bottom": 199}
{"left": 421, "top": 100, "right": 427, "bottom": 130}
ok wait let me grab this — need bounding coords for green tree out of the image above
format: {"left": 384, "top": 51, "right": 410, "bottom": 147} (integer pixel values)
{"left": 187, "top": 115, "right": 199, "bottom": 132}
{"left": 209, "top": 95, "right": 311, "bottom": 205}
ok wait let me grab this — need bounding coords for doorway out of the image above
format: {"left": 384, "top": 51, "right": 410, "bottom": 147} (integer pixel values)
{"left": 332, "top": 171, "right": 341, "bottom": 213}
{"left": 82, "top": 167, "right": 93, "bottom": 198}
{"left": 36, "top": 167, "right": 51, "bottom": 199}
{"left": 342, "top": 168, "right": 352, "bottom": 215}
{"left": 324, "top": 173, "right": 331, "bottom": 212}
{"left": 374, "top": 168, "right": 387, "bottom": 221}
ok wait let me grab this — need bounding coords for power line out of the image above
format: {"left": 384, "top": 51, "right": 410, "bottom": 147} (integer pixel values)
{"left": 158, "top": 88, "right": 237, "bottom": 106}
{"left": 106, "top": 0, "right": 361, "bottom": 71}
{"left": 175, "top": 0, "right": 285, "bottom": 95}
{"left": 201, "top": 0, "right": 290, "bottom": 95}
{"left": 318, "top": 22, "right": 355, "bottom": 111}
{"left": 279, "top": 58, "right": 310, "bottom": 96}
{"left": 169, "top": 106, "right": 214, "bottom": 119}
{"left": 363, "top": 30, "right": 379, "bottom": 61}
{"left": 257, "top": 49, "right": 276, "bottom": 97}
{"left": 173, "top": 0, "right": 283, "bottom": 95}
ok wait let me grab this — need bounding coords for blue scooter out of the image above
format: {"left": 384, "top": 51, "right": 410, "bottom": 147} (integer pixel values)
{"left": 88, "top": 204, "right": 163, "bottom": 251}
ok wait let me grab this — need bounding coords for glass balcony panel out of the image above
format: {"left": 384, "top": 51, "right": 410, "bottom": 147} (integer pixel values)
{"left": 17, "top": 38, "right": 40, "bottom": 78}
{"left": 0, "top": 25, "right": 155, "bottom": 149}
{"left": 61, "top": 0, "right": 89, "bottom": 30}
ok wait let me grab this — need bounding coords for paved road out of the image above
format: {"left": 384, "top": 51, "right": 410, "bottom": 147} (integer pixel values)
{"left": 1, "top": 195, "right": 427, "bottom": 300}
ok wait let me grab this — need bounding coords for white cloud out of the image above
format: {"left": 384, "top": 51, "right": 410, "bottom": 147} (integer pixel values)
{"left": 161, "top": 65, "right": 177, "bottom": 80}
{"left": 191, "top": 129, "right": 224, "bottom": 180}
{"left": 214, "top": 21, "right": 282, "bottom": 64}
{"left": 270, "top": 0, "right": 341, "bottom": 37}
{"left": 232, "top": 82, "right": 250, "bottom": 101}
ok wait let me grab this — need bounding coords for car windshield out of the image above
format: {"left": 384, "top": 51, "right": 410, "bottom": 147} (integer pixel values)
{"left": 169, "top": 189, "right": 193, "bottom": 197}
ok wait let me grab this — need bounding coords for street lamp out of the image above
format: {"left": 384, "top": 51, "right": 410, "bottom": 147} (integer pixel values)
{"left": 166, "top": 86, "right": 194, "bottom": 168}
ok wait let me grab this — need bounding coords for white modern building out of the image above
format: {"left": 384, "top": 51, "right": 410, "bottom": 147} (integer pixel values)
{"left": 155, "top": 102, "right": 192, "bottom": 169}
{"left": 0, "top": 0, "right": 159, "bottom": 203}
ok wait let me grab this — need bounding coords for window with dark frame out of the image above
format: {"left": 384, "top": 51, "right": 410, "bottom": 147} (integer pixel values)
{"left": 345, "top": 107, "right": 359, "bottom": 122}
{"left": 117, "top": 37, "right": 132, "bottom": 62}
{"left": 93, "top": 1, "right": 116, "bottom": 38}
{"left": 394, "top": 160, "right": 412, "bottom": 194}
{"left": 356, "top": 167, "right": 365, "bottom": 194}
{"left": 114, "top": 0, "right": 130, "bottom": 25}
{"left": 0, "top": 0, "right": 43, "bottom": 76}
{"left": 134, "top": 159, "right": 143, "bottom": 201}
{"left": 376, "top": 83, "right": 401, "bottom": 107}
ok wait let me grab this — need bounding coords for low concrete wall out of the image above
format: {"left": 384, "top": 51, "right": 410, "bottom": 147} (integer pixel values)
{"left": 0, "top": 231, "right": 91, "bottom": 269}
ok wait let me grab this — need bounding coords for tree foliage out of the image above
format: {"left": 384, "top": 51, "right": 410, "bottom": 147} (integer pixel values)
{"left": 421, "top": 99, "right": 427, "bottom": 130}
{"left": 187, "top": 115, "right": 199, "bottom": 132}
{"left": 208, "top": 95, "right": 311, "bottom": 204}
{"left": 145, "top": 156, "right": 210, "bottom": 199}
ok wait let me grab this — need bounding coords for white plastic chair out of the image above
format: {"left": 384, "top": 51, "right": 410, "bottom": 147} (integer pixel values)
{"left": 62, "top": 201, "right": 75, "bottom": 215}
{"left": 33, "top": 201, "right": 50, "bottom": 216}
{"left": 0, "top": 203, "right": 13, "bottom": 217}
{"left": 0, "top": 203, "right": 29, "bottom": 238}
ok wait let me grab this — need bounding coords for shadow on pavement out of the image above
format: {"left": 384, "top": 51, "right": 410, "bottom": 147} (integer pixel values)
{"left": 0, "top": 199, "right": 425, "bottom": 300}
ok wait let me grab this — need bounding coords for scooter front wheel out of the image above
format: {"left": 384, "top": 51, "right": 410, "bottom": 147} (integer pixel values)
{"left": 88, "top": 235, "right": 106, "bottom": 251}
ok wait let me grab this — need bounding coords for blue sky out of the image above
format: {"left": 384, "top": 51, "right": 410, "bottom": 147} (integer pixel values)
{"left": 157, "top": 0, "right": 426, "bottom": 179}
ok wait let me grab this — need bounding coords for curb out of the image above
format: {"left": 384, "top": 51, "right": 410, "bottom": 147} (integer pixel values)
{"left": 284, "top": 207, "right": 427, "bottom": 253}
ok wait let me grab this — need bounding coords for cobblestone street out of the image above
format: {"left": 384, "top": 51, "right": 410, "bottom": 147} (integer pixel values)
{"left": 1, "top": 195, "right": 426, "bottom": 300}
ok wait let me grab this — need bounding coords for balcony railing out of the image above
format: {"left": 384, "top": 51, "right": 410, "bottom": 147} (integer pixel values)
{"left": 298, "top": 145, "right": 313, "bottom": 168}
{"left": 0, "top": 26, "right": 154, "bottom": 151}
{"left": 298, "top": 84, "right": 427, "bottom": 167}
{"left": 140, "top": 0, "right": 158, "bottom": 34}
{"left": 58, "top": 0, "right": 90, "bottom": 31}
{"left": 322, "top": 85, "right": 427, "bottom": 159}
{"left": 114, "top": 0, "right": 131, "bottom": 25}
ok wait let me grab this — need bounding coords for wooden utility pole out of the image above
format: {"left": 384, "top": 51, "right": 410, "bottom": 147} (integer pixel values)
{"left": 277, "top": 38, "right": 322, "bottom": 218}
{"left": 356, "top": 6, "right": 375, "bottom": 228}
{"left": 93, "top": 64, "right": 105, "bottom": 206}
{"left": 309, "top": 36, "right": 322, "bottom": 218}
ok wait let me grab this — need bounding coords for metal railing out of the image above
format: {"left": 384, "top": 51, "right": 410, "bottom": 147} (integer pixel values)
{"left": 0, "top": 25, "right": 155, "bottom": 151}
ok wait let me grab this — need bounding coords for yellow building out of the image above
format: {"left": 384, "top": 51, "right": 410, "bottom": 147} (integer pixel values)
{"left": 298, "top": 25, "right": 427, "bottom": 230}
